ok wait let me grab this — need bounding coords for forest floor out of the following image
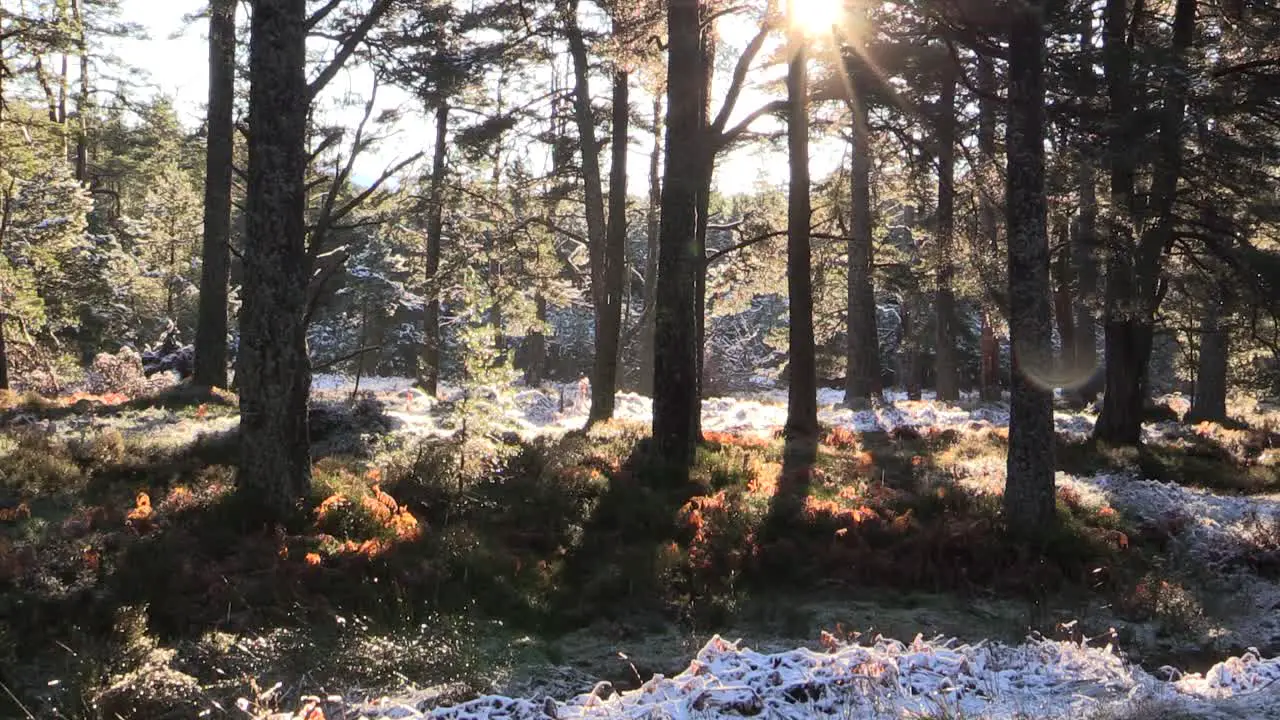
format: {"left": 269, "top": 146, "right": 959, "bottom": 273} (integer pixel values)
{"left": 1, "top": 377, "right": 1279, "bottom": 719}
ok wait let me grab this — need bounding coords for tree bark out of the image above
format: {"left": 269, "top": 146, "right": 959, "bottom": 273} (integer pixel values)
{"left": 692, "top": 24, "right": 715, "bottom": 436}
{"left": 638, "top": 92, "right": 662, "bottom": 396}
{"left": 420, "top": 102, "right": 449, "bottom": 396}
{"left": 977, "top": 57, "right": 1002, "bottom": 401}
{"left": 526, "top": 293, "right": 547, "bottom": 386}
{"left": 1095, "top": 0, "right": 1142, "bottom": 443}
{"left": 1095, "top": 0, "right": 1195, "bottom": 444}
{"left": 934, "top": 56, "right": 959, "bottom": 402}
{"left": 652, "top": 0, "right": 703, "bottom": 477}
{"left": 1004, "top": 0, "right": 1056, "bottom": 535}
{"left": 0, "top": 323, "right": 8, "bottom": 391}
{"left": 194, "top": 0, "right": 237, "bottom": 389}
{"left": 845, "top": 63, "right": 880, "bottom": 408}
{"left": 1072, "top": 9, "right": 1100, "bottom": 397}
{"left": 784, "top": 28, "right": 818, "bottom": 466}
{"left": 1188, "top": 296, "right": 1228, "bottom": 423}
{"left": 563, "top": 0, "right": 617, "bottom": 424}
{"left": 1052, "top": 218, "right": 1076, "bottom": 371}
{"left": 590, "top": 69, "right": 629, "bottom": 423}
{"left": 0, "top": 102, "right": 10, "bottom": 391}
{"left": 71, "top": 0, "right": 89, "bottom": 184}
{"left": 239, "top": 0, "right": 312, "bottom": 526}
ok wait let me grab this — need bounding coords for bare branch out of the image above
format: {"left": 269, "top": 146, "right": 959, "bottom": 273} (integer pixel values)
{"left": 717, "top": 100, "right": 788, "bottom": 149}
{"left": 305, "top": 0, "right": 344, "bottom": 31}
{"left": 710, "top": 22, "right": 775, "bottom": 138}
{"left": 307, "top": 0, "right": 394, "bottom": 101}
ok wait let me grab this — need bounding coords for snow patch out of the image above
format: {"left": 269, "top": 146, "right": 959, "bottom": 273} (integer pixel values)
{"left": 342, "top": 634, "right": 1280, "bottom": 719}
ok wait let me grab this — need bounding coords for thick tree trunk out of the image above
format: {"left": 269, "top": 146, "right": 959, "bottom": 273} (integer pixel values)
{"left": 1188, "top": 297, "right": 1228, "bottom": 423}
{"left": 784, "top": 30, "right": 818, "bottom": 466}
{"left": 638, "top": 93, "right": 662, "bottom": 396}
{"left": 977, "top": 58, "right": 1002, "bottom": 402}
{"left": 590, "top": 69, "right": 629, "bottom": 423}
{"left": 420, "top": 103, "right": 449, "bottom": 396}
{"left": 1004, "top": 0, "right": 1056, "bottom": 535}
{"left": 239, "top": 0, "right": 312, "bottom": 526}
{"left": 1095, "top": 0, "right": 1141, "bottom": 442}
{"left": 1096, "top": 0, "right": 1195, "bottom": 443}
{"left": 193, "top": 0, "right": 237, "bottom": 389}
{"left": 934, "top": 57, "right": 959, "bottom": 402}
{"left": 1095, "top": 320, "right": 1153, "bottom": 443}
{"left": 844, "top": 70, "right": 880, "bottom": 408}
{"left": 652, "top": 0, "right": 703, "bottom": 476}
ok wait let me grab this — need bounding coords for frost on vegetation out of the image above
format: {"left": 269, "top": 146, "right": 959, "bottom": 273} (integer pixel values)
{"left": 1061, "top": 472, "right": 1280, "bottom": 568}
{"left": 341, "top": 634, "right": 1280, "bottom": 720}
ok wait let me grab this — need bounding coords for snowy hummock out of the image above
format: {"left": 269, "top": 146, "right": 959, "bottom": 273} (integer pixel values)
{"left": 340, "top": 634, "right": 1280, "bottom": 719}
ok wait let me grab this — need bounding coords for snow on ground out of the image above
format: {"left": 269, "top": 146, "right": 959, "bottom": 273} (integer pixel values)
{"left": 341, "top": 634, "right": 1280, "bottom": 720}
{"left": 319, "top": 374, "right": 1119, "bottom": 442}
{"left": 1058, "top": 473, "right": 1280, "bottom": 569}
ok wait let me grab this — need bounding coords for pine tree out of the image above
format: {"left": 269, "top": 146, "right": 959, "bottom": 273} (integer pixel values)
{"left": 1004, "top": 0, "right": 1056, "bottom": 534}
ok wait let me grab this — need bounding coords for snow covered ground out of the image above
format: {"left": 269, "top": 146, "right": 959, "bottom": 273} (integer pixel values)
{"left": 311, "top": 374, "right": 1122, "bottom": 441}
{"left": 296, "top": 375, "right": 1280, "bottom": 719}
{"left": 334, "top": 633, "right": 1280, "bottom": 719}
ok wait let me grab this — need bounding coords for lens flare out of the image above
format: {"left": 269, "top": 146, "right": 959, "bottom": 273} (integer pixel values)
{"left": 788, "top": 0, "right": 844, "bottom": 36}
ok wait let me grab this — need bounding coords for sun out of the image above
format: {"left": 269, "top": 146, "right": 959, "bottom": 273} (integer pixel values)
{"left": 787, "top": 0, "right": 845, "bottom": 37}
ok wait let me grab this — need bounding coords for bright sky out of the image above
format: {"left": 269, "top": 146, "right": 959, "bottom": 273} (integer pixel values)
{"left": 111, "top": 0, "right": 844, "bottom": 198}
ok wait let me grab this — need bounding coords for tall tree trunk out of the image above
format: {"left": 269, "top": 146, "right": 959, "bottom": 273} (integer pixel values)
{"left": 974, "top": 59, "right": 1002, "bottom": 401}
{"left": 239, "top": 0, "right": 312, "bottom": 526}
{"left": 0, "top": 92, "right": 10, "bottom": 390}
{"left": 692, "top": 25, "right": 715, "bottom": 435}
{"left": 0, "top": 323, "right": 8, "bottom": 391}
{"left": 977, "top": 58, "right": 1002, "bottom": 401}
{"left": 652, "top": 0, "right": 703, "bottom": 477}
{"left": 1095, "top": 0, "right": 1142, "bottom": 443}
{"left": 1004, "top": 0, "right": 1056, "bottom": 535}
{"left": 845, "top": 65, "right": 880, "bottom": 408}
{"left": 784, "top": 27, "right": 818, "bottom": 465}
{"left": 71, "top": 0, "right": 89, "bottom": 184}
{"left": 1188, "top": 295, "right": 1228, "bottom": 423}
{"left": 194, "top": 0, "right": 237, "bottom": 389}
{"left": 1072, "top": 9, "right": 1100, "bottom": 398}
{"left": 563, "top": 0, "right": 615, "bottom": 423}
{"left": 1052, "top": 218, "right": 1076, "bottom": 371}
{"left": 934, "top": 56, "right": 959, "bottom": 402}
{"left": 420, "top": 103, "right": 449, "bottom": 396}
{"left": 638, "top": 92, "right": 662, "bottom": 396}
{"left": 1095, "top": 0, "right": 1195, "bottom": 444}
{"left": 526, "top": 293, "right": 547, "bottom": 385}
{"left": 901, "top": 206, "right": 924, "bottom": 401}
{"left": 591, "top": 69, "right": 629, "bottom": 422}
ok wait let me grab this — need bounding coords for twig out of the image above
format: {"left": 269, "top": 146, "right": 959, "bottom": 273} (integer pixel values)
{"left": 0, "top": 680, "right": 35, "bottom": 720}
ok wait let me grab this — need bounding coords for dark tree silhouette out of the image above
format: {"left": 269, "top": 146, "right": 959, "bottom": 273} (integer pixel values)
{"left": 193, "top": 0, "right": 236, "bottom": 389}
{"left": 652, "top": 0, "right": 703, "bottom": 477}
{"left": 1003, "top": 0, "right": 1056, "bottom": 534}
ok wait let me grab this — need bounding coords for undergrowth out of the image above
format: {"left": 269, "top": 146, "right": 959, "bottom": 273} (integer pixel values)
{"left": 2, "top": 396, "right": 1272, "bottom": 717}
